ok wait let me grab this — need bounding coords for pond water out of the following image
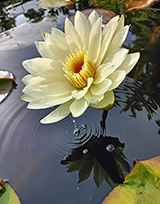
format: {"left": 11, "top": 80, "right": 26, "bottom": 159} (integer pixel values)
{"left": 0, "top": 0, "right": 160, "bottom": 203}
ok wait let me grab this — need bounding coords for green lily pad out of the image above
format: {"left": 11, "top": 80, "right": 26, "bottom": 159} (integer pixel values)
{"left": 0, "top": 180, "right": 21, "bottom": 204}
{"left": 0, "top": 70, "right": 14, "bottom": 103}
{"left": 102, "top": 155, "right": 160, "bottom": 204}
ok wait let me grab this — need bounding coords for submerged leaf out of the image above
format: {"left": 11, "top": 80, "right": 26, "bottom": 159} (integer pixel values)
{"left": 102, "top": 155, "right": 160, "bottom": 204}
{"left": 0, "top": 180, "right": 21, "bottom": 204}
{"left": 0, "top": 70, "right": 15, "bottom": 103}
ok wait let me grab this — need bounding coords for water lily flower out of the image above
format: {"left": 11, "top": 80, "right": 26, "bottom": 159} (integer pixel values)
{"left": 22, "top": 10, "right": 140, "bottom": 124}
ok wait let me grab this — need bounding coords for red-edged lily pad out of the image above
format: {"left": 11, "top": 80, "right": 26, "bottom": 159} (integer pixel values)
{"left": 0, "top": 180, "right": 21, "bottom": 204}
{"left": 0, "top": 70, "right": 15, "bottom": 103}
{"left": 102, "top": 155, "right": 160, "bottom": 204}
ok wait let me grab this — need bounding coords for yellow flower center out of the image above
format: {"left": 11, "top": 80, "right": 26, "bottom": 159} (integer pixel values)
{"left": 63, "top": 48, "right": 95, "bottom": 88}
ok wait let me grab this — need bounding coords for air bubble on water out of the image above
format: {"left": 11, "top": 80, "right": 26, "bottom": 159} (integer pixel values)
{"left": 83, "top": 149, "right": 88, "bottom": 154}
{"left": 74, "top": 128, "right": 80, "bottom": 136}
{"left": 90, "top": 197, "right": 93, "bottom": 202}
{"left": 106, "top": 144, "right": 115, "bottom": 152}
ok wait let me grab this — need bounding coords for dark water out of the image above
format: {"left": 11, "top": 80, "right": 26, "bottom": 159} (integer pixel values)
{"left": 0, "top": 0, "right": 160, "bottom": 203}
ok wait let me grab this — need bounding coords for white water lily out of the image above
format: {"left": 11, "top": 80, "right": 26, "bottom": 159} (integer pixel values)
{"left": 22, "top": 10, "right": 140, "bottom": 124}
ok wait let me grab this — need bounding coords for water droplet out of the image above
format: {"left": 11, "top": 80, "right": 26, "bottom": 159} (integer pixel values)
{"left": 73, "top": 128, "right": 80, "bottom": 136}
{"left": 83, "top": 149, "right": 88, "bottom": 154}
{"left": 81, "top": 124, "right": 87, "bottom": 129}
{"left": 90, "top": 197, "right": 93, "bottom": 202}
{"left": 76, "top": 187, "right": 79, "bottom": 191}
{"left": 106, "top": 144, "right": 115, "bottom": 152}
{"left": 72, "top": 119, "right": 80, "bottom": 135}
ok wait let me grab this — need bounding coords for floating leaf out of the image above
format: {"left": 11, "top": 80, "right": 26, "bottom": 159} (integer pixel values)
{"left": 124, "top": 0, "right": 160, "bottom": 12}
{"left": 102, "top": 155, "right": 160, "bottom": 204}
{"left": 38, "top": 0, "right": 79, "bottom": 8}
{"left": 0, "top": 180, "right": 21, "bottom": 204}
{"left": 0, "top": 70, "right": 15, "bottom": 103}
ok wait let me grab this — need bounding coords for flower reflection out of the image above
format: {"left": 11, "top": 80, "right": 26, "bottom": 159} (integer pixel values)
{"left": 22, "top": 10, "right": 140, "bottom": 124}
{"left": 61, "top": 135, "right": 130, "bottom": 188}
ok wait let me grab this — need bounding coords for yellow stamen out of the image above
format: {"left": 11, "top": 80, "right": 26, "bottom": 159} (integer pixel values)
{"left": 63, "top": 48, "right": 95, "bottom": 88}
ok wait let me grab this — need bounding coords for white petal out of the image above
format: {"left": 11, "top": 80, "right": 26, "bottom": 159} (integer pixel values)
{"left": 35, "top": 41, "right": 54, "bottom": 59}
{"left": 22, "top": 74, "right": 75, "bottom": 97}
{"left": 22, "top": 85, "right": 45, "bottom": 98}
{"left": 84, "top": 91, "right": 104, "bottom": 104}
{"left": 74, "top": 11, "right": 91, "bottom": 49}
{"left": 93, "top": 63, "right": 114, "bottom": 84}
{"left": 22, "top": 74, "right": 67, "bottom": 89}
{"left": 27, "top": 99, "right": 51, "bottom": 109}
{"left": 107, "top": 70, "right": 126, "bottom": 91}
{"left": 36, "top": 80, "right": 75, "bottom": 96}
{"left": 88, "top": 18, "right": 102, "bottom": 64}
{"left": 44, "top": 32, "right": 68, "bottom": 49}
{"left": 114, "top": 15, "right": 124, "bottom": 36}
{"left": 21, "top": 94, "right": 34, "bottom": 102}
{"left": 88, "top": 10, "right": 99, "bottom": 25}
{"left": 102, "top": 15, "right": 119, "bottom": 37}
{"left": 40, "top": 100, "right": 73, "bottom": 124}
{"left": 116, "top": 52, "right": 140, "bottom": 74}
{"left": 95, "top": 15, "right": 120, "bottom": 67}
{"left": 22, "top": 74, "right": 33, "bottom": 85}
{"left": 90, "top": 91, "right": 114, "bottom": 109}
{"left": 71, "top": 78, "right": 93, "bottom": 100}
{"left": 40, "top": 94, "right": 72, "bottom": 107}
{"left": 65, "top": 17, "right": 83, "bottom": 52}
{"left": 90, "top": 78, "right": 112, "bottom": 95}
{"left": 22, "top": 58, "right": 63, "bottom": 77}
{"left": 70, "top": 98, "right": 89, "bottom": 117}
{"left": 107, "top": 25, "right": 130, "bottom": 55}
{"left": 103, "top": 48, "right": 129, "bottom": 71}
{"left": 44, "top": 33, "right": 69, "bottom": 61}
{"left": 22, "top": 75, "right": 48, "bottom": 87}
{"left": 51, "top": 27, "right": 67, "bottom": 45}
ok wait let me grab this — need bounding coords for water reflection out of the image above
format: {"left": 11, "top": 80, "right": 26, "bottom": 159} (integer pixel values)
{"left": 24, "top": 8, "right": 45, "bottom": 20}
{"left": 113, "top": 12, "right": 160, "bottom": 124}
{"left": 61, "top": 135, "right": 130, "bottom": 188}
{"left": 61, "top": 111, "right": 130, "bottom": 188}
{"left": 0, "top": 2, "right": 16, "bottom": 32}
{"left": 115, "top": 79, "right": 159, "bottom": 120}
{"left": 0, "top": 0, "right": 93, "bottom": 33}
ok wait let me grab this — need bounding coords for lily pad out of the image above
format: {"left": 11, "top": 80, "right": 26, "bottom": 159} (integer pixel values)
{"left": 0, "top": 180, "right": 21, "bottom": 204}
{"left": 102, "top": 155, "right": 160, "bottom": 204}
{"left": 0, "top": 70, "right": 14, "bottom": 103}
{"left": 37, "top": 0, "right": 79, "bottom": 8}
{"left": 124, "top": 0, "right": 160, "bottom": 12}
